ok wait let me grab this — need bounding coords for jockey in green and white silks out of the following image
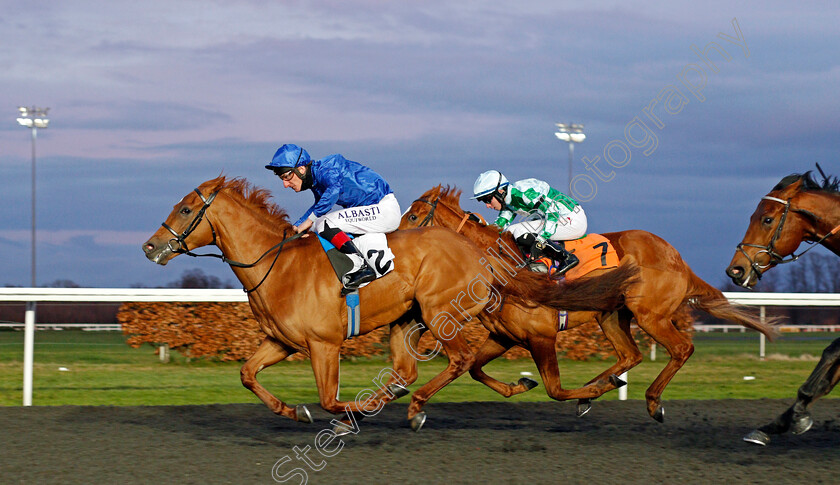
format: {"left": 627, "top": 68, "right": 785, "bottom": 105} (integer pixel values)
{"left": 472, "top": 170, "right": 585, "bottom": 275}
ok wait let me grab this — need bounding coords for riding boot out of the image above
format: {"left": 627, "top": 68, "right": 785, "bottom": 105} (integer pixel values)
{"left": 340, "top": 241, "right": 377, "bottom": 290}
{"left": 514, "top": 233, "right": 537, "bottom": 259}
{"left": 515, "top": 233, "right": 551, "bottom": 273}
{"left": 536, "top": 240, "right": 579, "bottom": 275}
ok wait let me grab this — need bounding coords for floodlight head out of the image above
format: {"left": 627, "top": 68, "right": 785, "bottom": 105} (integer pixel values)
{"left": 16, "top": 117, "right": 33, "bottom": 128}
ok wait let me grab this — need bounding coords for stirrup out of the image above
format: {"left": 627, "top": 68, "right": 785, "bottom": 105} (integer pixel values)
{"left": 553, "top": 254, "right": 579, "bottom": 275}
{"left": 342, "top": 264, "right": 376, "bottom": 290}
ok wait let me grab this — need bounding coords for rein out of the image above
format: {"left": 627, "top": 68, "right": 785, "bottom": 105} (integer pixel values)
{"left": 412, "top": 197, "right": 486, "bottom": 232}
{"left": 161, "top": 187, "right": 304, "bottom": 293}
{"left": 736, "top": 195, "right": 840, "bottom": 279}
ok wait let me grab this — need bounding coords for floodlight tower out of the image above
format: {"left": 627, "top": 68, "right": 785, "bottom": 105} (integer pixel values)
{"left": 554, "top": 122, "right": 585, "bottom": 191}
{"left": 16, "top": 106, "right": 49, "bottom": 406}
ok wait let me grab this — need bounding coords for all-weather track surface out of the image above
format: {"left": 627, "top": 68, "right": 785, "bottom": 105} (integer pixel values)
{"left": 1, "top": 399, "right": 838, "bottom": 484}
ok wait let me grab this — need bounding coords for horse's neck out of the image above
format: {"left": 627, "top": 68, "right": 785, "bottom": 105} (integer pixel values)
{"left": 209, "top": 195, "right": 297, "bottom": 283}
{"left": 439, "top": 202, "right": 520, "bottom": 260}
{"left": 439, "top": 202, "right": 503, "bottom": 249}
{"left": 798, "top": 191, "right": 840, "bottom": 254}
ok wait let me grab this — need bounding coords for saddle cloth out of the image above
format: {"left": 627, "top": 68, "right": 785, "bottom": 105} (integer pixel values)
{"left": 317, "top": 232, "right": 396, "bottom": 289}
{"left": 552, "top": 233, "right": 620, "bottom": 281}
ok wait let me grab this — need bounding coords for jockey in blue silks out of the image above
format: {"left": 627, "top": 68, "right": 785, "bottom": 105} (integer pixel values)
{"left": 265, "top": 144, "right": 401, "bottom": 290}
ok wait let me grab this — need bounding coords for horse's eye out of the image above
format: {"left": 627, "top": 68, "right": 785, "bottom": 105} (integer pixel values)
{"left": 762, "top": 217, "right": 773, "bottom": 225}
{"left": 181, "top": 207, "right": 192, "bottom": 215}
{"left": 408, "top": 214, "right": 418, "bottom": 222}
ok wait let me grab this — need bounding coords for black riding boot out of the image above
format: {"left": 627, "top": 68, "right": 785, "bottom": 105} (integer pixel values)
{"left": 340, "top": 241, "right": 377, "bottom": 290}
{"left": 514, "top": 233, "right": 537, "bottom": 259}
{"left": 536, "top": 240, "right": 579, "bottom": 275}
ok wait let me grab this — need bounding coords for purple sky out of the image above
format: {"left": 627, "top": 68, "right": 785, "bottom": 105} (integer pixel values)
{"left": 1, "top": 1, "right": 839, "bottom": 288}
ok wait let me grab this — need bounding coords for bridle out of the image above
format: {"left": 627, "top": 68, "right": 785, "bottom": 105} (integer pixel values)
{"left": 160, "top": 187, "right": 304, "bottom": 293}
{"left": 412, "top": 197, "right": 439, "bottom": 228}
{"left": 162, "top": 188, "right": 219, "bottom": 255}
{"left": 411, "top": 197, "right": 486, "bottom": 232}
{"left": 735, "top": 195, "right": 840, "bottom": 280}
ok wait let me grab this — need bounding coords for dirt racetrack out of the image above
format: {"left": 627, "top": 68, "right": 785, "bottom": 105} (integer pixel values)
{"left": 1, "top": 399, "right": 838, "bottom": 484}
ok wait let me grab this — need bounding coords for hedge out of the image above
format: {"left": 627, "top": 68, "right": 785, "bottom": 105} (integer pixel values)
{"left": 118, "top": 302, "right": 684, "bottom": 362}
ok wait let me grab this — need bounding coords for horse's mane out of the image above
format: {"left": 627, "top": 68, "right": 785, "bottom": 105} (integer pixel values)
{"left": 203, "top": 175, "right": 294, "bottom": 228}
{"left": 774, "top": 171, "right": 840, "bottom": 194}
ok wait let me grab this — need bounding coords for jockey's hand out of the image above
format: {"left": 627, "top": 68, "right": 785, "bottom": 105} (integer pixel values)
{"left": 294, "top": 219, "right": 314, "bottom": 234}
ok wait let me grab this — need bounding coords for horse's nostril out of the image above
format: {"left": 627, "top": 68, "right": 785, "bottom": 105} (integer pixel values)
{"left": 726, "top": 266, "right": 743, "bottom": 278}
{"left": 144, "top": 243, "right": 155, "bottom": 253}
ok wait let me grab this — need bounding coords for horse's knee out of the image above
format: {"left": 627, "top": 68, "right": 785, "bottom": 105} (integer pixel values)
{"left": 240, "top": 366, "right": 256, "bottom": 389}
{"left": 670, "top": 342, "right": 694, "bottom": 363}
{"left": 449, "top": 352, "right": 474, "bottom": 374}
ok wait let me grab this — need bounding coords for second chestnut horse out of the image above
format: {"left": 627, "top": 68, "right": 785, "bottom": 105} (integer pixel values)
{"left": 401, "top": 186, "right": 778, "bottom": 422}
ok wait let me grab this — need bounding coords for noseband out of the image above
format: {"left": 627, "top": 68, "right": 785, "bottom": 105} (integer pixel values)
{"left": 736, "top": 195, "right": 840, "bottom": 280}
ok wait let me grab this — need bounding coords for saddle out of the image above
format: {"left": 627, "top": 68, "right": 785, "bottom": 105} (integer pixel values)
{"left": 318, "top": 233, "right": 396, "bottom": 289}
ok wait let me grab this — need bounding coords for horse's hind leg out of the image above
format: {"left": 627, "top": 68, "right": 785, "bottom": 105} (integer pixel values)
{"left": 469, "top": 333, "right": 538, "bottom": 397}
{"left": 636, "top": 313, "right": 694, "bottom": 422}
{"left": 240, "top": 337, "right": 307, "bottom": 422}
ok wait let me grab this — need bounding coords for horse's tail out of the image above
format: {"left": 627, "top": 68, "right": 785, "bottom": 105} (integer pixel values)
{"left": 685, "top": 270, "right": 781, "bottom": 340}
{"left": 491, "top": 261, "right": 640, "bottom": 312}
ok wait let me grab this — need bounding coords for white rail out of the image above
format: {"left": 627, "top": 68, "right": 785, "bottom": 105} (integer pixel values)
{"left": 2, "top": 288, "right": 839, "bottom": 406}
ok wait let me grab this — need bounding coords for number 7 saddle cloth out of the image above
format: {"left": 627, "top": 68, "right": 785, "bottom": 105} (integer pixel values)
{"left": 545, "top": 233, "right": 620, "bottom": 281}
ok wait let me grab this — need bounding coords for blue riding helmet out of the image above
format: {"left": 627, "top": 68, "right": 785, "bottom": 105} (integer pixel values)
{"left": 265, "top": 144, "right": 311, "bottom": 172}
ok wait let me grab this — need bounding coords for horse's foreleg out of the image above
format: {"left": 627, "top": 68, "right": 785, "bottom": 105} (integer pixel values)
{"left": 331, "top": 318, "right": 423, "bottom": 433}
{"left": 240, "top": 337, "right": 305, "bottom": 421}
{"left": 469, "top": 333, "right": 537, "bottom": 397}
{"left": 406, "top": 330, "right": 474, "bottom": 427}
{"left": 528, "top": 334, "right": 605, "bottom": 402}
{"left": 383, "top": 318, "right": 422, "bottom": 394}
{"left": 573, "top": 310, "right": 642, "bottom": 415}
{"left": 752, "top": 337, "right": 840, "bottom": 442}
{"left": 580, "top": 310, "right": 643, "bottom": 390}
{"left": 308, "top": 341, "right": 398, "bottom": 417}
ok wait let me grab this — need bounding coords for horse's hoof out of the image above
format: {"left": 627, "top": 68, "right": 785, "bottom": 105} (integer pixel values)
{"left": 742, "top": 429, "right": 770, "bottom": 446}
{"left": 387, "top": 383, "right": 410, "bottom": 399}
{"left": 576, "top": 399, "right": 592, "bottom": 418}
{"left": 333, "top": 421, "right": 353, "bottom": 437}
{"left": 409, "top": 412, "right": 427, "bottom": 432}
{"left": 609, "top": 374, "right": 627, "bottom": 388}
{"left": 296, "top": 404, "right": 313, "bottom": 424}
{"left": 652, "top": 406, "right": 664, "bottom": 423}
{"left": 518, "top": 377, "right": 539, "bottom": 391}
{"left": 791, "top": 414, "right": 814, "bottom": 435}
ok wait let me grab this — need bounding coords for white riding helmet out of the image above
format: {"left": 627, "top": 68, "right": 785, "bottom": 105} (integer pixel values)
{"left": 472, "top": 170, "right": 510, "bottom": 200}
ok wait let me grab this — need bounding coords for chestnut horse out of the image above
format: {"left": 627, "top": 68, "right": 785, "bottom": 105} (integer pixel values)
{"left": 727, "top": 171, "right": 840, "bottom": 445}
{"left": 142, "top": 177, "right": 632, "bottom": 430}
{"left": 400, "top": 186, "right": 778, "bottom": 422}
